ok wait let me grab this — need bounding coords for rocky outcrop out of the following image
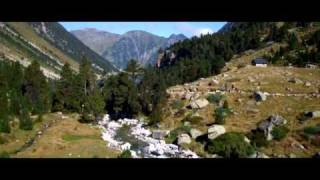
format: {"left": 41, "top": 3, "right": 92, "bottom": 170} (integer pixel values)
{"left": 190, "top": 129, "right": 203, "bottom": 139}
{"left": 208, "top": 125, "right": 226, "bottom": 140}
{"left": 188, "top": 99, "right": 209, "bottom": 109}
{"left": 177, "top": 134, "right": 192, "bottom": 145}
{"left": 257, "top": 114, "right": 287, "bottom": 140}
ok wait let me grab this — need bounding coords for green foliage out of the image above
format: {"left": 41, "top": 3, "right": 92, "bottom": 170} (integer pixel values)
{"left": 19, "top": 105, "right": 33, "bottom": 131}
{"left": 248, "top": 131, "right": 269, "bottom": 148}
{"left": 118, "top": 150, "right": 132, "bottom": 158}
{"left": 271, "top": 126, "right": 289, "bottom": 141}
{"left": 214, "top": 106, "right": 231, "bottom": 125}
{"left": 125, "top": 59, "right": 143, "bottom": 82}
{"left": 207, "top": 93, "right": 225, "bottom": 105}
{"left": 207, "top": 132, "right": 255, "bottom": 158}
{"left": 182, "top": 114, "right": 204, "bottom": 125}
{"left": 304, "top": 125, "right": 320, "bottom": 135}
{"left": 288, "top": 33, "right": 299, "bottom": 50}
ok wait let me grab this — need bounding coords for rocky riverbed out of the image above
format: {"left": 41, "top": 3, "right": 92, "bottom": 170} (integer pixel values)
{"left": 99, "top": 114, "right": 199, "bottom": 158}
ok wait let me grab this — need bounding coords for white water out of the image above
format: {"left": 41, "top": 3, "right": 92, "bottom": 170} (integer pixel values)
{"left": 99, "top": 114, "right": 199, "bottom": 158}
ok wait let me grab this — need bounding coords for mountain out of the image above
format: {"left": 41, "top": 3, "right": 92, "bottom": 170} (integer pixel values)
{"left": 71, "top": 29, "right": 187, "bottom": 69}
{"left": 71, "top": 28, "right": 120, "bottom": 55}
{"left": 0, "top": 22, "right": 117, "bottom": 79}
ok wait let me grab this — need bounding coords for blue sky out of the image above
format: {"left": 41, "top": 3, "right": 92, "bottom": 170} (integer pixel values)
{"left": 60, "top": 22, "right": 226, "bottom": 38}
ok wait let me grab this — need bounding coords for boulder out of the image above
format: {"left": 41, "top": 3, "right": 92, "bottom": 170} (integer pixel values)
{"left": 288, "top": 77, "right": 303, "bottom": 84}
{"left": 120, "top": 142, "right": 131, "bottom": 151}
{"left": 248, "top": 152, "right": 269, "bottom": 158}
{"left": 254, "top": 91, "right": 267, "bottom": 102}
{"left": 188, "top": 99, "right": 209, "bottom": 109}
{"left": 152, "top": 130, "right": 168, "bottom": 140}
{"left": 177, "top": 134, "right": 192, "bottom": 145}
{"left": 190, "top": 129, "right": 203, "bottom": 139}
{"left": 305, "top": 111, "right": 320, "bottom": 118}
{"left": 208, "top": 125, "right": 226, "bottom": 140}
{"left": 246, "top": 108, "right": 260, "bottom": 114}
{"left": 269, "top": 114, "right": 287, "bottom": 126}
{"left": 305, "top": 81, "right": 311, "bottom": 87}
{"left": 183, "top": 92, "right": 193, "bottom": 100}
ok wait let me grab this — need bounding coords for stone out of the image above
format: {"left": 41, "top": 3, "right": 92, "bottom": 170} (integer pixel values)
{"left": 254, "top": 91, "right": 267, "bottom": 102}
{"left": 188, "top": 99, "right": 209, "bottom": 109}
{"left": 177, "top": 134, "right": 192, "bottom": 145}
{"left": 183, "top": 92, "right": 193, "bottom": 100}
{"left": 247, "top": 108, "right": 260, "bottom": 114}
{"left": 152, "top": 130, "right": 168, "bottom": 140}
{"left": 248, "top": 76, "right": 255, "bottom": 83}
{"left": 249, "top": 152, "right": 269, "bottom": 158}
{"left": 288, "top": 77, "right": 303, "bottom": 84}
{"left": 305, "top": 81, "right": 311, "bottom": 87}
{"left": 244, "top": 136, "right": 251, "bottom": 144}
{"left": 269, "top": 114, "right": 287, "bottom": 126}
{"left": 208, "top": 125, "right": 226, "bottom": 140}
{"left": 289, "top": 153, "right": 297, "bottom": 158}
{"left": 190, "top": 129, "right": 203, "bottom": 139}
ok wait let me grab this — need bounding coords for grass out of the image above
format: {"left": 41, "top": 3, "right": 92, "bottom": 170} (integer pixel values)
{"left": 62, "top": 134, "right": 100, "bottom": 141}
{"left": 0, "top": 113, "right": 120, "bottom": 158}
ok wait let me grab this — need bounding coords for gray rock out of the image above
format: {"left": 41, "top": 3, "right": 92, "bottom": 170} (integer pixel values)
{"left": 208, "top": 125, "right": 226, "bottom": 140}
{"left": 188, "top": 99, "right": 209, "bottom": 109}
{"left": 288, "top": 77, "right": 303, "bottom": 84}
{"left": 177, "top": 134, "right": 192, "bottom": 145}
{"left": 152, "top": 130, "right": 168, "bottom": 140}
{"left": 269, "top": 114, "right": 287, "bottom": 126}
{"left": 190, "top": 129, "right": 203, "bottom": 139}
{"left": 248, "top": 152, "right": 269, "bottom": 158}
{"left": 305, "top": 81, "right": 311, "bottom": 87}
{"left": 254, "top": 91, "right": 267, "bottom": 101}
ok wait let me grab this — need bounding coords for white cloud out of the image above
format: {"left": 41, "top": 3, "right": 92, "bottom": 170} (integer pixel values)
{"left": 194, "top": 28, "right": 214, "bottom": 37}
{"left": 175, "top": 23, "right": 215, "bottom": 37}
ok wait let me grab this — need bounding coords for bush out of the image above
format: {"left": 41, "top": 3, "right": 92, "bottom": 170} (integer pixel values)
{"left": 19, "top": 109, "right": 33, "bottom": 131}
{"left": 118, "top": 150, "right": 132, "bottom": 158}
{"left": 207, "top": 93, "right": 225, "bottom": 105}
{"left": 214, "top": 107, "right": 231, "bottom": 125}
{"left": 207, "top": 132, "right": 255, "bottom": 158}
{"left": 171, "top": 100, "right": 184, "bottom": 110}
{"left": 304, "top": 125, "right": 320, "bottom": 135}
{"left": 79, "top": 113, "right": 95, "bottom": 123}
{"left": 248, "top": 131, "right": 269, "bottom": 148}
{"left": 271, "top": 126, "right": 289, "bottom": 141}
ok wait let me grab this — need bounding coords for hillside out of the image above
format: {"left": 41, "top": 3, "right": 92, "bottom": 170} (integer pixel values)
{"left": 162, "top": 46, "right": 320, "bottom": 157}
{"left": 72, "top": 29, "right": 187, "bottom": 69}
{"left": 0, "top": 22, "right": 117, "bottom": 80}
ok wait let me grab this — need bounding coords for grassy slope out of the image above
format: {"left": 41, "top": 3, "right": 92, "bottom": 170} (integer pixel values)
{"left": 0, "top": 113, "right": 119, "bottom": 158}
{"left": 6, "top": 22, "right": 79, "bottom": 70}
{"left": 163, "top": 45, "right": 320, "bottom": 157}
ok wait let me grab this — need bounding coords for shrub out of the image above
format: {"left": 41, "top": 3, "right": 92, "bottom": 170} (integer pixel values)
{"left": 248, "top": 131, "right": 269, "bottom": 148}
{"left": 271, "top": 126, "right": 289, "bottom": 141}
{"left": 214, "top": 107, "right": 231, "bottom": 125}
{"left": 118, "top": 150, "right": 132, "bottom": 158}
{"left": 19, "top": 109, "right": 33, "bottom": 131}
{"left": 207, "top": 93, "right": 225, "bottom": 105}
{"left": 304, "top": 125, "right": 320, "bottom": 135}
{"left": 207, "top": 132, "right": 255, "bottom": 158}
{"left": 79, "top": 112, "right": 95, "bottom": 123}
{"left": 171, "top": 100, "right": 184, "bottom": 110}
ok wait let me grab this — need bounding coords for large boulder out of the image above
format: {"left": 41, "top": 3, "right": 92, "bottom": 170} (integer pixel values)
{"left": 152, "top": 130, "right": 168, "bottom": 140}
{"left": 208, "top": 125, "right": 226, "bottom": 140}
{"left": 305, "top": 111, "right": 320, "bottom": 118}
{"left": 190, "top": 129, "right": 203, "bottom": 139}
{"left": 254, "top": 91, "right": 267, "bottom": 102}
{"left": 177, "top": 134, "right": 192, "bottom": 145}
{"left": 257, "top": 114, "right": 287, "bottom": 140}
{"left": 188, "top": 99, "right": 209, "bottom": 109}
{"left": 288, "top": 77, "right": 303, "bottom": 84}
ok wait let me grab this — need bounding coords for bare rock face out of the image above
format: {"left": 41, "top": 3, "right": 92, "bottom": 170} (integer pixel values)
{"left": 188, "top": 99, "right": 209, "bottom": 109}
{"left": 208, "top": 125, "right": 226, "bottom": 140}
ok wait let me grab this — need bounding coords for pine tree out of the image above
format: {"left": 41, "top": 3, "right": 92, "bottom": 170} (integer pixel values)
{"left": 23, "top": 60, "right": 51, "bottom": 115}
{"left": 125, "top": 59, "right": 143, "bottom": 82}
{"left": 289, "top": 33, "right": 299, "bottom": 50}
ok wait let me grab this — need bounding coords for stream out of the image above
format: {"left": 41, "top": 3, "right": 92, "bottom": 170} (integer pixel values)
{"left": 99, "top": 114, "right": 199, "bottom": 158}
